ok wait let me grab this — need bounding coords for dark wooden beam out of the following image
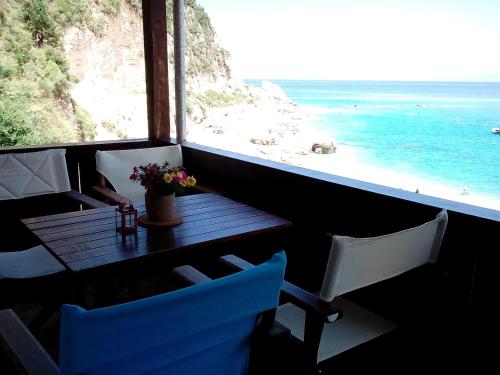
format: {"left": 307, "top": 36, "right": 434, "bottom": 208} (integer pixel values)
{"left": 142, "top": 0, "right": 170, "bottom": 144}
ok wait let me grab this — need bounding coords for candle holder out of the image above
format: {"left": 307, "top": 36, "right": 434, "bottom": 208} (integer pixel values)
{"left": 115, "top": 199, "right": 137, "bottom": 235}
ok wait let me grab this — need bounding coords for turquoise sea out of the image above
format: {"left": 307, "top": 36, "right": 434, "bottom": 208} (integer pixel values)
{"left": 246, "top": 80, "right": 500, "bottom": 204}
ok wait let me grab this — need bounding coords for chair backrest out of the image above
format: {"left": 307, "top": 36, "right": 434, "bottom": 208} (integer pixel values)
{"left": 95, "top": 145, "right": 183, "bottom": 203}
{"left": 0, "top": 149, "right": 70, "bottom": 201}
{"left": 58, "top": 251, "right": 286, "bottom": 375}
{"left": 319, "top": 210, "right": 448, "bottom": 302}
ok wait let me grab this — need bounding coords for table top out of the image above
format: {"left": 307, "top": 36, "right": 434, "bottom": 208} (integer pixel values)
{"left": 22, "top": 193, "right": 291, "bottom": 274}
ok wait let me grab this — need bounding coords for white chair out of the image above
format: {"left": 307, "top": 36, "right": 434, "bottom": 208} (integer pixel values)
{"left": 275, "top": 209, "right": 448, "bottom": 372}
{"left": 93, "top": 145, "right": 183, "bottom": 204}
{"left": 0, "top": 149, "right": 106, "bottom": 330}
{"left": 0, "top": 148, "right": 71, "bottom": 200}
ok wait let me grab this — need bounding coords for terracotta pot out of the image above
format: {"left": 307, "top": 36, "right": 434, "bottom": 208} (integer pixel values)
{"left": 145, "top": 192, "right": 176, "bottom": 222}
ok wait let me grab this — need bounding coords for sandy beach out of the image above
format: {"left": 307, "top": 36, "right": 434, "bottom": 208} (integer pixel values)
{"left": 305, "top": 145, "right": 500, "bottom": 211}
{"left": 186, "top": 83, "right": 500, "bottom": 212}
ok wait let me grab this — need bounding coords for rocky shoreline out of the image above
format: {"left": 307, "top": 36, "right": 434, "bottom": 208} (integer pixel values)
{"left": 186, "top": 80, "right": 336, "bottom": 165}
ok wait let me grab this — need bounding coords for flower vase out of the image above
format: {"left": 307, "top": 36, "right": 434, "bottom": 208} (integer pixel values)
{"left": 139, "top": 192, "right": 183, "bottom": 226}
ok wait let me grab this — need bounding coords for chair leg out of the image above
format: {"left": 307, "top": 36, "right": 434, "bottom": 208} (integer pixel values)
{"left": 303, "top": 310, "right": 324, "bottom": 374}
{"left": 259, "top": 308, "right": 277, "bottom": 331}
{"left": 28, "top": 303, "right": 57, "bottom": 333}
{"left": 248, "top": 309, "right": 291, "bottom": 375}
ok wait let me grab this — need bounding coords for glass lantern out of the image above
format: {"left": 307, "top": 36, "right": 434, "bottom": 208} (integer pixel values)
{"left": 115, "top": 200, "right": 138, "bottom": 234}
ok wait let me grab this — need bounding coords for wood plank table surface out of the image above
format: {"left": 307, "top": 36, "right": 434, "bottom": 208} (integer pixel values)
{"left": 21, "top": 193, "right": 292, "bottom": 275}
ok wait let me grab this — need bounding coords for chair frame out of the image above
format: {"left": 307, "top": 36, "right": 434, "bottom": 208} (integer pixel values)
{"left": 220, "top": 208, "right": 447, "bottom": 375}
{"left": 0, "top": 309, "right": 59, "bottom": 375}
{"left": 91, "top": 146, "right": 217, "bottom": 205}
{"left": 220, "top": 255, "right": 341, "bottom": 374}
{"left": 92, "top": 173, "right": 129, "bottom": 205}
{"left": 54, "top": 189, "right": 108, "bottom": 209}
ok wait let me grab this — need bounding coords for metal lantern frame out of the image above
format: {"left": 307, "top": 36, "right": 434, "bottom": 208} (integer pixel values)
{"left": 115, "top": 199, "right": 138, "bottom": 234}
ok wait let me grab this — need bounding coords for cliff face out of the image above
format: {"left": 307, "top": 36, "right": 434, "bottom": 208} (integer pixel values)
{"left": 0, "top": 0, "right": 233, "bottom": 144}
{"left": 180, "top": 0, "right": 231, "bottom": 89}
{"left": 64, "top": 2, "right": 148, "bottom": 140}
{"left": 64, "top": 0, "right": 233, "bottom": 140}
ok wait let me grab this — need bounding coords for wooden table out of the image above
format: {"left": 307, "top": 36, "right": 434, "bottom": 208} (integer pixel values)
{"left": 21, "top": 193, "right": 291, "bottom": 276}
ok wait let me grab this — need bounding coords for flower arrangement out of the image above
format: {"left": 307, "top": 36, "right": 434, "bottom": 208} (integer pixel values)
{"left": 129, "top": 162, "right": 196, "bottom": 196}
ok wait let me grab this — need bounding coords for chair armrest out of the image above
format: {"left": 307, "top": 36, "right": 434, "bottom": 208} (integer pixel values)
{"left": 64, "top": 190, "right": 109, "bottom": 209}
{"left": 0, "top": 309, "right": 59, "bottom": 375}
{"left": 92, "top": 186, "right": 129, "bottom": 206}
{"left": 219, "top": 255, "right": 342, "bottom": 322}
{"left": 281, "top": 282, "right": 341, "bottom": 322}
{"left": 172, "top": 265, "right": 212, "bottom": 286}
{"left": 93, "top": 184, "right": 219, "bottom": 204}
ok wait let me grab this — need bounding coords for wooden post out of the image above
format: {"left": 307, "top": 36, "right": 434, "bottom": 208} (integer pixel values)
{"left": 142, "top": 0, "right": 170, "bottom": 144}
{"left": 174, "top": 0, "right": 187, "bottom": 142}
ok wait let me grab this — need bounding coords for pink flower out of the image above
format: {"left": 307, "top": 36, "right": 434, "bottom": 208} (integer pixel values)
{"left": 130, "top": 162, "right": 196, "bottom": 195}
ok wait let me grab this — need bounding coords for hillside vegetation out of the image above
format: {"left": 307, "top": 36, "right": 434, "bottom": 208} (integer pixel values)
{"left": 0, "top": 0, "right": 232, "bottom": 146}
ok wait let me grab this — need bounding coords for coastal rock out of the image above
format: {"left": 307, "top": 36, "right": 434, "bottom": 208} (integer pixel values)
{"left": 305, "top": 129, "right": 337, "bottom": 154}
{"left": 312, "top": 142, "right": 337, "bottom": 154}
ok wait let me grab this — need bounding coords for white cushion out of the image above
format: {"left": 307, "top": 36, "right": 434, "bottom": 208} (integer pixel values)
{"left": 0, "top": 149, "right": 71, "bottom": 200}
{"left": 276, "top": 298, "right": 397, "bottom": 362}
{"left": 95, "top": 145, "right": 183, "bottom": 204}
{"left": 0, "top": 245, "right": 65, "bottom": 278}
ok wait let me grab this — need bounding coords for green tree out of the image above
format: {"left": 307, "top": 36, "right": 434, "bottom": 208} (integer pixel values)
{"left": 50, "top": 0, "right": 92, "bottom": 28}
{"left": 23, "top": 0, "right": 59, "bottom": 47}
{"left": 0, "top": 97, "right": 37, "bottom": 146}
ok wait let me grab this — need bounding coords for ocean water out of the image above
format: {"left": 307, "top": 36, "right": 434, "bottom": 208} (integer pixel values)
{"left": 246, "top": 80, "right": 500, "bottom": 203}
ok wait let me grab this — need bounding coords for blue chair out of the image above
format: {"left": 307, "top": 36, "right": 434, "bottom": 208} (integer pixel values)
{"left": 0, "top": 251, "right": 286, "bottom": 375}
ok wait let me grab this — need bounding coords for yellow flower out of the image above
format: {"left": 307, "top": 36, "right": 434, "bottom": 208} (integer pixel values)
{"left": 185, "top": 176, "right": 196, "bottom": 188}
{"left": 163, "top": 173, "right": 173, "bottom": 183}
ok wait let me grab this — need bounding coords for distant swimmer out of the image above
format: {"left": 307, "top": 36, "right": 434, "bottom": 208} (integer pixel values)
{"left": 415, "top": 189, "right": 419, "bottom": 193}
{"left": 461, "top": 187, "right": 470, "bottom": 196}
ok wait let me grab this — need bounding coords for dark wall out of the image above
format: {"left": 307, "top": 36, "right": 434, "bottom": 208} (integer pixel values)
{"left": 182, "top": 141, "right": 498, "bottom": 359}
